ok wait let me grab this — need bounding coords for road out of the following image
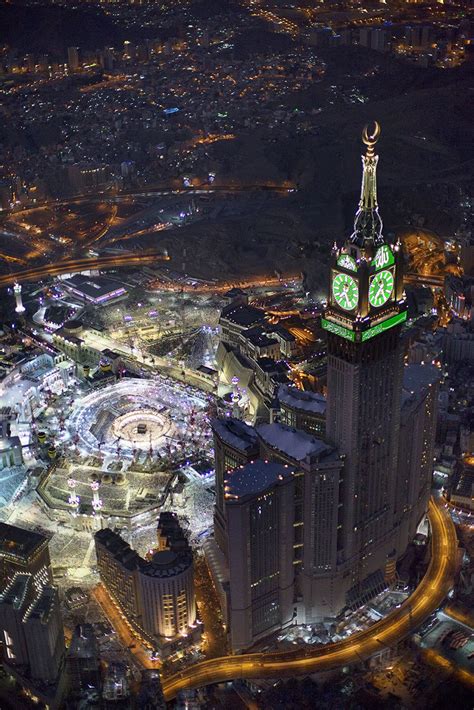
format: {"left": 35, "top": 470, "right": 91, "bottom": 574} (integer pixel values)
{"left": 162, "top": 497, "right": 456, "bottom": 700}
{"left": 1, "top": 183, "right": 295, "bottom": 216}
{"left": 0, "top": 250, "right": 170, "bottom": 287}
{"left": 93, "top": 583, "right": 162, "bottom": 671}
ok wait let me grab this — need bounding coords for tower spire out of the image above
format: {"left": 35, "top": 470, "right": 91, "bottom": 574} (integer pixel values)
{"left": 351, "top": 121, "right": 384, "bottom": 247}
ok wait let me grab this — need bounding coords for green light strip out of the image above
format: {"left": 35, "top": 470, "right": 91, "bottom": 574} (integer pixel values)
{"left": 322, "top": 310, "right": 407, "bottom": 343}
{"left": 321, "top": 318, "right": 355, "bottom": 341}
{"left": 361, "top": 310, "right": 407, "bottom": 341}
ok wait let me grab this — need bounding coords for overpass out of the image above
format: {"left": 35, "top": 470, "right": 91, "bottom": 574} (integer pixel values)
{"left": 0, "top": 250, "right": 170, "bottom": 288}
{"left": 404, "top": 273, "right": 445, "bottom": 288}
{"left": 162, "top": 497, "right": 457, "bottom": 699}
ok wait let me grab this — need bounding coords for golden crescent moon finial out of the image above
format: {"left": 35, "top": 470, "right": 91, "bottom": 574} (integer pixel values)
{"left": 362, "top": 121, "right": 381, "bottom": 148}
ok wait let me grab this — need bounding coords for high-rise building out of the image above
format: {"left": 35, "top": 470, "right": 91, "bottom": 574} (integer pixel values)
{"left": 256, "top": 422, "right": 344, "bottom": 618}
{"left": 0, "top": 522, "right": 52, "bottom": 591}
{"left": 211, "top": 417, "right": 259, "bottom": 555}
{"left": 0, "top": 573, "right": 65, "bottom": 684}
{"left": 225, "top": 461, "right": 296, "bottom": 651}
{"left": 95, "top": 513, "right": 199, "bottom": 658}
{"left": 211, "top": 123, "right": 438, "bottom": 647}
{"left": 396, "top": 364, "right": 440, "bottom": 551}
{"left": 322, "top": 121, "right": 407, "bottom": 609}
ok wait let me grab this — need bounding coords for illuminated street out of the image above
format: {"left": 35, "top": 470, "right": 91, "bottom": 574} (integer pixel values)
{"left": 162, "top": 498, "right": 457, "bottom": 699}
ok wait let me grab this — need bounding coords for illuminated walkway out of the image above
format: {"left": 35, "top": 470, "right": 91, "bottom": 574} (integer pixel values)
{"left": 163, "top": 498, "right": 457, "bottom": 700}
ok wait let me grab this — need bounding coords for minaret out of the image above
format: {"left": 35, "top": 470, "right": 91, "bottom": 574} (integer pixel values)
{"left": 13, "top": 282, "right": 25, "bottom": 314}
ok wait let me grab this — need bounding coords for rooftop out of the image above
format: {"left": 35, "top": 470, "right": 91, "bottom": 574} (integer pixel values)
{"left": 220, "top": 303, "right": 266, "bottom": 328}
{"left": 62, "top": 274, "right": 126, "bottom": 300}
{"left": 96, "top": 523, "right": 192, "bottom": 579}
{"left": 270, "top": 324, "right": 296, "bottom": 342}
{"left": 402, "top": 364, "right": 441, "bottom": 407}
{"left": 143, "top": 548, "right": 192, "bottom": 578}
{"left": 242, "top": 327, "right": 279, "bottom": 348}
{"left": 0, "top": 572, "right": 32, "bottom": 610}
{"left": 225, "top": 459, "right": 294, "bottom": 499}
{"left": 452, "top": 469, "right": 474, "bottom": 499}
{"left": 278, "top": 384, "right": 326, "bottom": 415}
{"left": 0, "top": 522, "right": 50, "bottom": 561}
{"left": 95, "top": 528, "right": 141, "bottom": 571}
{"left": 256, "top": 357, "right": 290, "bottom": 376}
{"left": 257, "top": 422, "right": 332, "bottom": 463}
{"left": 211, "top": 417, "right": 259, "bottom": 453}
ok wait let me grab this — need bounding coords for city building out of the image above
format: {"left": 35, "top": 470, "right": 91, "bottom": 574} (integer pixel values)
{"left": 219, "top": 302, "right": 267, "bottom": 349}
{"left": 450, "top": 456, "right": 474, "bottom": 511}
{"left": 276, "top": 383, "right": 326, "bottom": 436}
{"left": 0, "top": 435, "right": 23, "bottom": 470}
{"left": 211, "top": 417, "right": 259, "bottom": 555}
{"left": 256, "top": 421, "right": 344, "bottom": 617}
{"left": 210, "top": 124, "right": 439, "bottom": 647}
{"left": 94, "top": 513, "right": 200, "bottom": 658}
{"left": 0, "top": 522, "right": 52, "bottom": 590}
{"left": 61, "top": 274, "right": 127, "bottom": 306}
{"left": 396, "top": 364, "right": 440, "bottom": 552}
{"left": 0, "top": 573, "right": 65, "bottom": 704}
{"left": 224, "top": 460, "right": 296, "bottom": 652}
{"left": 321, "top": 122, "right": 408, "bottom": 611}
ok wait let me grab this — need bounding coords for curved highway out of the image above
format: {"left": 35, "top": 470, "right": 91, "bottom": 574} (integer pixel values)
{"left": 0, "top": 250, "right": 170, "bottom": 287}
{"left": 163, "top": 498, "right": 457, "bottom": 700}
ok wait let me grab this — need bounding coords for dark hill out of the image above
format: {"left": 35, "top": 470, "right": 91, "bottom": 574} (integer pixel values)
{"left": 0, "top": 4, "right": 144, "bottom": 58}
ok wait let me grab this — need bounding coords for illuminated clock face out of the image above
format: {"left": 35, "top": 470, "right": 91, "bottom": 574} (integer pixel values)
{"left": 369, "top": 269, "right": 394, "bottom": 308}
{"left": 332, "top": 273, "right": 359, "bottom": 311}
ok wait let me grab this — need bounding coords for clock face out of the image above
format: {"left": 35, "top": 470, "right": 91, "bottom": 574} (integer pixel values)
{"left": 332, "top": 273, "right": 359, "bottom": 311}
{"left": 369, "top": 269, "right": 394, "bottom": 308}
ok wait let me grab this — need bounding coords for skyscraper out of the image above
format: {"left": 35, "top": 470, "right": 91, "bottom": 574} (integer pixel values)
{"left": 211, "top": 123, "right": 437, "bottom": 647}
{"left": 0, "top": 573, "right": 65, "bottom": 684}
{"left": 225, "top": 460, "right": 296, "bottom": 651}
{"left": 211, "top": 417, "right": 259, "bottom": 555}
{"left": 396, "top": 364, "right": 440, "bottom": 551}
{"left": 322, "top": 121, "right": 407, "bottom": 609}
{"left": 0, "top": 522, "right": 52, "bottom": 591}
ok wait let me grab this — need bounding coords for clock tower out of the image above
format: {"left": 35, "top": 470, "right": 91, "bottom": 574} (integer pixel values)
{"left": 321, "top": 123, "right": 408, "bottom": 608}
